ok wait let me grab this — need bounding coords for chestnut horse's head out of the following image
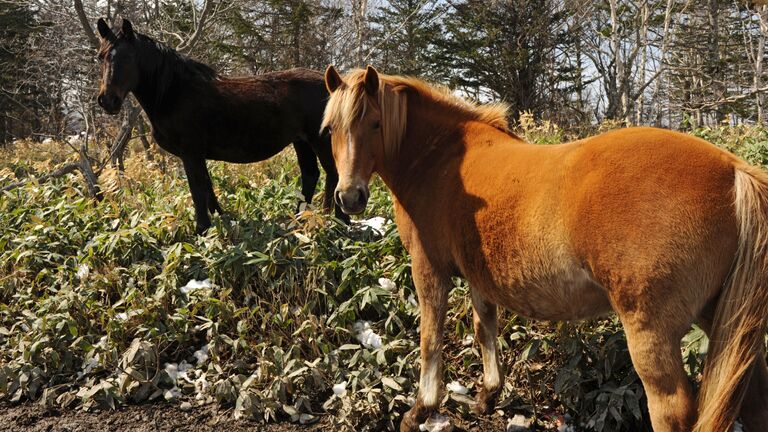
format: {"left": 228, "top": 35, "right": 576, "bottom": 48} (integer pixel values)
{"left": 96, "top": 18, "right": 140, "bottom": 115}
{"left": 321, "top": 65, "right": 406, "bottom": 215}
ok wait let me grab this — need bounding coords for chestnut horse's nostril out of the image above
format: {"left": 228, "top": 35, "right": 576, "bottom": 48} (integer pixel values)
{"left": 356, "top": 187, "right": 367, "bottom": 206}
{"left": 356, "top": 186, "right": 368, "bottom": 202}
{"left": 334, "top": 190, "right": 344, "bottom": 208}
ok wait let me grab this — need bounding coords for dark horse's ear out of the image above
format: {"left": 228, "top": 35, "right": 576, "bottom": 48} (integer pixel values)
{"left": 364, "top": 65, "right": 379, "bottom": 96}
{"left": 121, "top": 18, "right": 135, "bottom": 40}
{"left": 325, "top": 65, "right": 343, "bottom": 93}
{"left": 97, "top": 18, "right": 115, "bottom": 42}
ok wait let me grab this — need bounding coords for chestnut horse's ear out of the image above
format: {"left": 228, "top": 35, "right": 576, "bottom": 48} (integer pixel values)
{"left": 364, "top": 65, "right": 379, "bottom": 96}
{"left": 121, "top": 18, "right": 135, "bottom": 40}
{"left": 325, "top": 65, "right": 343, "bottom": 93}
{"left": 97, "top": 18, "right": 115, "bottom": 42}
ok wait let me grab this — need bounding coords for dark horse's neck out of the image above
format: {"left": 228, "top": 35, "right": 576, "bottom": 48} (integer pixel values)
{"left": 131, "top": 34, "right": 218, "bottom": 118}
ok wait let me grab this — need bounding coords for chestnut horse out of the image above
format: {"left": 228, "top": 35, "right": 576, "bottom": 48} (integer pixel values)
{"left": 322, "top": 66, "right": 768, "bottom": 432}
{"left": 95, "top": 18, "right": 348, "bottom": 233}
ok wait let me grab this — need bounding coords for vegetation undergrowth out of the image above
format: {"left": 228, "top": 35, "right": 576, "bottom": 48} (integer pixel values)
{"left": 2, "top": 124, "right": 767, "bottom": 431}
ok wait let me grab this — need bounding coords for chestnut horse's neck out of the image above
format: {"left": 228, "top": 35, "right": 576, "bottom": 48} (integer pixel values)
{"left": 131, "top": 34, "right": 218, "bottom": 118}
{"left": 376, "top": 94, "right": 522, "bottom": 203}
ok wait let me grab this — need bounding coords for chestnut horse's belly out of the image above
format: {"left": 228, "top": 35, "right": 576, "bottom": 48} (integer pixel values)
{"left": 468, "top": 250, "right": 613, "bottom": 321}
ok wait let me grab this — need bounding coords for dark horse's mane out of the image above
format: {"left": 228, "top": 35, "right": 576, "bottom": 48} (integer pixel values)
{"left": 101, "top": 29, "right": 218, "bottom": 113}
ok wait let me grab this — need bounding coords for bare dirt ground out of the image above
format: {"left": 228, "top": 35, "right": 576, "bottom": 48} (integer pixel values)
{"left": 0, "top": 401, "right": 509, "bottom": 432}
{"left": 0, "top": 401, "right": 329, "bottom": 432}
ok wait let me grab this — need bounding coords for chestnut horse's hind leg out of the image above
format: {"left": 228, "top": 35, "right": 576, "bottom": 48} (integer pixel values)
{"left": 621, "top": 316, "right": 697, "bottom": 431}
{"left": 470, "top": 289, "right": 502, "bottom": 414}
{"left": 401, "top": 259, "right": 451, "bottom": 432}
{"left": 293, "top": 141, "right": 320, "bottom": 212}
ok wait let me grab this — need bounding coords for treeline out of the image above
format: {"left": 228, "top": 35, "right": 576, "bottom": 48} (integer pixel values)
{"left": 1, "top": 0, "right": 768, "bottom": 144}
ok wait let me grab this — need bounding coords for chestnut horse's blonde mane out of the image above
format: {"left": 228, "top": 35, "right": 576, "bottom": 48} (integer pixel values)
{"left": 323, "top": 69, "right": 513, "bottom": 153}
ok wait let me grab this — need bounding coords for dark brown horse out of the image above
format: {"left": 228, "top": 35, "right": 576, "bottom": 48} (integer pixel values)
{"left": 95, "top": 18, "right": 348, "bottom": 233}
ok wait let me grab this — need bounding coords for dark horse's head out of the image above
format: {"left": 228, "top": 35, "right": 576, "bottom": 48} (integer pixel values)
{"left": 96, "top": 18, "right": 139, "bottom": 115}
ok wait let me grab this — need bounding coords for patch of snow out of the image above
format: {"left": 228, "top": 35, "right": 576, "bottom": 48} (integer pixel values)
{"left": 163, "top": 386, "right": 181, "bottom": 400}
{"left": 446, "top": 381, "right": 469, "bottom": 395}
{"left": 462, "top": 334, "right": 474, "bottom": 346}
{"left": 356, "top": 216, "right": 389, "bottom": 235}
{"left": 164, "top": 363, "right": 179, "bottom": 382}
{"left": 507, "top": 414, "right": 532, "bottom": 431}
{"left": 193, "top": 344, "right": 209, "bottom": 364}
{"left": 378, "top": 277, "right": 396, "bottom": 291}
{"left": 76, "top": 264, "right": 90, "bottom": 280}
{"left": 332, "top": 381, "right": 347, "bottom": 396}
{"left": 407, "top": 294, "right": 418, "bottom": 307}
{"left": 181, "top": 278, "right": 212, "bottom": 294}
{"left": 733, "top": 421, "right": 744, "bottom": 432}
{"left": 419, "top": 413, "right": 453, "bottom": 432}
{"left": 353, "top": 321, "right": 383, "bottom": 349}
{"left": 42, "top": 137, "right": 53, "bottom": 145}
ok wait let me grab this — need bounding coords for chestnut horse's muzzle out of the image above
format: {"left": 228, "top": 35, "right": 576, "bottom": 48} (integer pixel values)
{"left": 98, "top": 92, "right": 123, "bottom": 115}
{"left": 335, "top": 185, "right": 369, "bottom": 215}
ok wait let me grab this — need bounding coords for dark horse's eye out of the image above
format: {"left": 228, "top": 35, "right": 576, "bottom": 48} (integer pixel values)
{"left": 372, "top": 121, "right": 381, "bottom": 130}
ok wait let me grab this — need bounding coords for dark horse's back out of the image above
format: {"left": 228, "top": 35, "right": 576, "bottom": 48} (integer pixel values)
{"left": 173, "top": 67, "right": 329, "bottom": 163}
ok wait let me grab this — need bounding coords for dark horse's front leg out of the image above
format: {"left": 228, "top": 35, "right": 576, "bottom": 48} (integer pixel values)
{"left": 181, "top": 155, "right": 218, "bottom": 234}
{"left": 313, "top": 139, "right": 351, "bottom": 224}
{"left": 293, "top": 141, "right": 321, "bottom": 212}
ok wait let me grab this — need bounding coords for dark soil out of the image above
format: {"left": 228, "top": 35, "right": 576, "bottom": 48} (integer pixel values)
{"left": 0, "top": 401, "right": 329, "bottom": 432}
{"left": 0, "top": 401, "right": 509, "bottom": 432}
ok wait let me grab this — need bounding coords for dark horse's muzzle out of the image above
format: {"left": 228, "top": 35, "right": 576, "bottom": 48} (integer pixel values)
{"left": 98, "top": 93, "right": 123, "bottom": 115}
{"left": 335, "top": 185, "right": 369, "bottom": 215}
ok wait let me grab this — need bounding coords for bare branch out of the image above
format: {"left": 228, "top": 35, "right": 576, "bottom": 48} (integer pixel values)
{"left": 1, "top": 163, "right": 80, "bottom": 192}
{"left": 177, "top": 0, "right": 214, "bottom": 53}
{"left": 74, "top": 0, "right": 99, "bottom": 50}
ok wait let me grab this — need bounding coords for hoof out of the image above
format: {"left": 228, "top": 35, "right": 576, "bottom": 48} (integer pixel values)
{"left": 401, "top": 404, "right": 431, "bottom": 432}
{"left": 419, "top": 413, "right": 453, "bottom": 432}
{"left": 472, "top": 388, "right": 499, "bottom": 415}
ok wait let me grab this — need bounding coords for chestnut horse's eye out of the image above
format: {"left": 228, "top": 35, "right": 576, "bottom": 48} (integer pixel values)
{"left": 372, "top": 121, "right": 380, "bottom": 130}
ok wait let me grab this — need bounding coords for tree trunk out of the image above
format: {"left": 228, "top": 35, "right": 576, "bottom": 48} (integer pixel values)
{"left": 707, "top": 0, "right": 723, "bottom": 124}
{"left": 353, "top": 0, "right": 368, "bottom": 66}
{"left": 635, "top": 2, "right": 649, "bottom": 125}
{"left": 608, "top": 0, "right": 624, "bottom": 121}
{"left": 110, "top": 104, "right": 140, "bottom": 172}
{"left": 756, "top": 6, "right": 767, "bottom": 125}
{"left": 137, "top": 116, "right": 154, "bottom": 161}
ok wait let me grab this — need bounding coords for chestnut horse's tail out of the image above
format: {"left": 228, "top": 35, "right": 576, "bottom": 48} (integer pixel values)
{"left": 695, "top": 164, "right": 768, "bottom": 432}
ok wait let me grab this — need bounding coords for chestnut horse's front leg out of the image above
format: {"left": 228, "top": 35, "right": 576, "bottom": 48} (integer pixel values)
{"left": 401, "top": 258, "right": 451, "bottom": 432}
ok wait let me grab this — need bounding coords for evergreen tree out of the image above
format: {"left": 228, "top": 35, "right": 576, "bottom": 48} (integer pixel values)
{"left": 0, "top": 2, "right": 37, "bottom": 143}
{"left": 436, "top": 0, "right": 576, "bottom": 121}
{"left": 367, "top": 0, "right": 447, "bottom": 79}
